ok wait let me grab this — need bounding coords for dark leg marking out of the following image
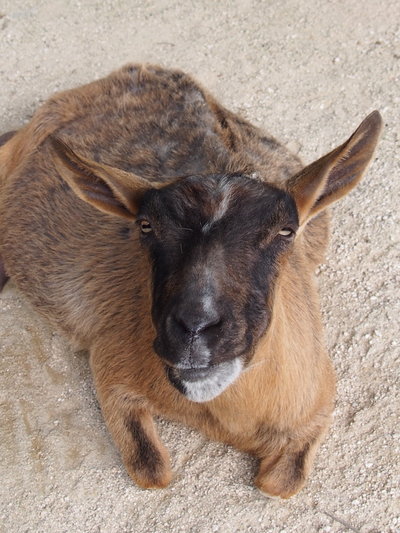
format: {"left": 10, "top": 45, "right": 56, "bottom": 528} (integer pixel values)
{"left": 0, "top": 130, "right": 17, "bottom": 296}
{"left": 0, "top": 259, "right": 9, "bottom": 292}
{"left": 0, "top": 130, "right": 17, "bottom": 147}
{"left": 125, "top": 418, "right": 164, "bottom": 483}
{"left": 294, "top": 442, "right": 310, "bottom": 475}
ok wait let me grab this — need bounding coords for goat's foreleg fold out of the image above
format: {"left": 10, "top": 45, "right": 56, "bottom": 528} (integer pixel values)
{"left": 90, "top": 349, "right": 172, "bottom": 489}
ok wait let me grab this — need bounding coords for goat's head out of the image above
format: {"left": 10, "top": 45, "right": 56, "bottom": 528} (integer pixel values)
{"left": 137, "top": 174, "right": 298, "bottom": 401}
{"left": 51, "top": 111, "right": 382, "bottom": 402}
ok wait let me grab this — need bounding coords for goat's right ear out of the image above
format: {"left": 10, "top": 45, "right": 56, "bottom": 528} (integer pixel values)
{"left": 50, "top": 137, "right": 152, "bottom": 219}
{"left": 286, "top": 111, "right": 383, "bottom": 226}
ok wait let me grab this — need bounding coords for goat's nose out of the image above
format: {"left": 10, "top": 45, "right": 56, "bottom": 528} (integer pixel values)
{"left": 173, "top": 309, "right": 222, "bottom": 335}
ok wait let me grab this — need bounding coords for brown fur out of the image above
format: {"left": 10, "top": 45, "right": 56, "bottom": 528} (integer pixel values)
{"left": 0, "top": 64, "right": 382, "bottom": 498}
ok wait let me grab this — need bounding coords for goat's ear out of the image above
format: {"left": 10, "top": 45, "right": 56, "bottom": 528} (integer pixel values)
{"left": 287, "top": 111, "right": 383, "bottom": 225}
{"left": 50, "top": 137, "right": 153, "bottom": 219}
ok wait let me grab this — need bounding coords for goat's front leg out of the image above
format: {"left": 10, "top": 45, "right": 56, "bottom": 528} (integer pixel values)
{"left": 254, "top": 412, "right": 332, "bottom": 499}
{"left": 255, "top": 438, "right": 320, "bottom": 499}
{"left": 90, "top": 347, "right": 172, "bottom": 489}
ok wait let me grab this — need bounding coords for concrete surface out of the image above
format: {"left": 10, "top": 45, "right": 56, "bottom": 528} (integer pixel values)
{"left": 0, "top": 1, "right": 399, "bottom": 532}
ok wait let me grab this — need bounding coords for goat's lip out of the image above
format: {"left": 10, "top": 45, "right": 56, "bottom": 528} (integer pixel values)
{"left": 165, "top": 358, "right": 244, "bottom": 403}
{"left": 166, "top": 365, "right": 214, "bottom": 383}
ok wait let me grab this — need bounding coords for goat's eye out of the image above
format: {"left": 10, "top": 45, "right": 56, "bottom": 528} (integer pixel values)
{"left": 278, "top": 228, "right": 295, "bottom": 237}
{"left": 139, "top": 220, "right": 152, "bottom": 234}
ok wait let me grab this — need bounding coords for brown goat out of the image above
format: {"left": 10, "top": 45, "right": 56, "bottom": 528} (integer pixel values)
{"left": 0, "top": 64, "right": 382, "bottom": 498}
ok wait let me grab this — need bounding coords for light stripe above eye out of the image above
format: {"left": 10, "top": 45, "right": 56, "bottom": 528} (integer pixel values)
{"left": 202, "top": 182, "right": 233, "bottom": 234}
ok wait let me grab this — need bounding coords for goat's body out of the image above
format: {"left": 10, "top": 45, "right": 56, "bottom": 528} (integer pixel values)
{"left": 2, "top": 63, "right": 374, "bottom": 498}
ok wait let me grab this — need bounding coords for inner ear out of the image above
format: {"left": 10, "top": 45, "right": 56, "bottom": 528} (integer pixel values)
{"left": 50, "top": 136, "right": 156, "bottom": 219}
{"left": 287, "top": 111, "right": 383, "bottom": 225}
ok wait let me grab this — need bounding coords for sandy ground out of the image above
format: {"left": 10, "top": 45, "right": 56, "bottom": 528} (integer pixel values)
{"left": 0, "top": 1, "right": 399, "bottom": 532}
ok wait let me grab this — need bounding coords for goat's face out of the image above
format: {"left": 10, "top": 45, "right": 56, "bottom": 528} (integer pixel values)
{"left": 137, "top": 175, "right": 298, "bottom": 402}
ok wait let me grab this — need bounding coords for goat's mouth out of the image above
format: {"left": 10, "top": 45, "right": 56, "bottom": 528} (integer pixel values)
{"left": 165, "top": 358, "right": 243, "bottom": 403}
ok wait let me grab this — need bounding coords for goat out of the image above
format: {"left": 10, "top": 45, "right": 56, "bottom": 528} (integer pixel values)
{"left": 0, "top": 64, "right": 382, "bottom": 498}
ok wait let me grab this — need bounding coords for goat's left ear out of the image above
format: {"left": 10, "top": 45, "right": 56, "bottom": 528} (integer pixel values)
{"left": 50, "top": 136, "right": 154, "bottom": 219}
{"left": 286, "top": 111, "right": 383, "bottom": 225}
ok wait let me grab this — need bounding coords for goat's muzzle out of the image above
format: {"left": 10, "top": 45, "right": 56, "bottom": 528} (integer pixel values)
{"left": 153, "top": 285, "right": 248, "bottom": 401}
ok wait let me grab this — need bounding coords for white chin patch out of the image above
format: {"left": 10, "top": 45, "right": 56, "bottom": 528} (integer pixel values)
{"left": 181, "top": 358, "right": 243, "bottom": 403}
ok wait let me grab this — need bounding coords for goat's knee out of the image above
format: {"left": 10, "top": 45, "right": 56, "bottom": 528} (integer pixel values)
{"left": 255, "top": 438, "right": 319, "bottom": 499}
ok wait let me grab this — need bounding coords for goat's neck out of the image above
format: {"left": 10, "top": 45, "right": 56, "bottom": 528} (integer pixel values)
{"left": 208, "top": 258, "right": 325, "bottom": 430}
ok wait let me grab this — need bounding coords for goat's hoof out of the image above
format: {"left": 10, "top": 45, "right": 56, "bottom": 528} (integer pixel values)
{"left": 129, "top": 465, "right": 173, "bottom": 490}
{"left": 125, "top": 450, "right": 173, "bottom": 490}
{"left": 255, "top": 459, "right": 306, "bottom": 499}
{"left": 255, "top": 476, "right": 302, "bottom": 499}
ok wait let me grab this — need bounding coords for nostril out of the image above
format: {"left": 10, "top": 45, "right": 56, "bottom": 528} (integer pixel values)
{"left": 173, "top": 313, "right": 222, "bottom": 335}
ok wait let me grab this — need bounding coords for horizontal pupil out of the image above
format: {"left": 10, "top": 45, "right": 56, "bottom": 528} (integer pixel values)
{"left": 141, "top": 221, "right": 152, "bottom": 233}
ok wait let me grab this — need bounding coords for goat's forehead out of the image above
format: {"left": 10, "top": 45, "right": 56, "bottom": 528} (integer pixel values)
{"left": 144, "top": 175, "right": 296, "bottom": 226}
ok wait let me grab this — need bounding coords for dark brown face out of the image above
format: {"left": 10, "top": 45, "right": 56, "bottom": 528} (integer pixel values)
{"left": 137, "top": 174, "right": 298, "bottom": 402}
